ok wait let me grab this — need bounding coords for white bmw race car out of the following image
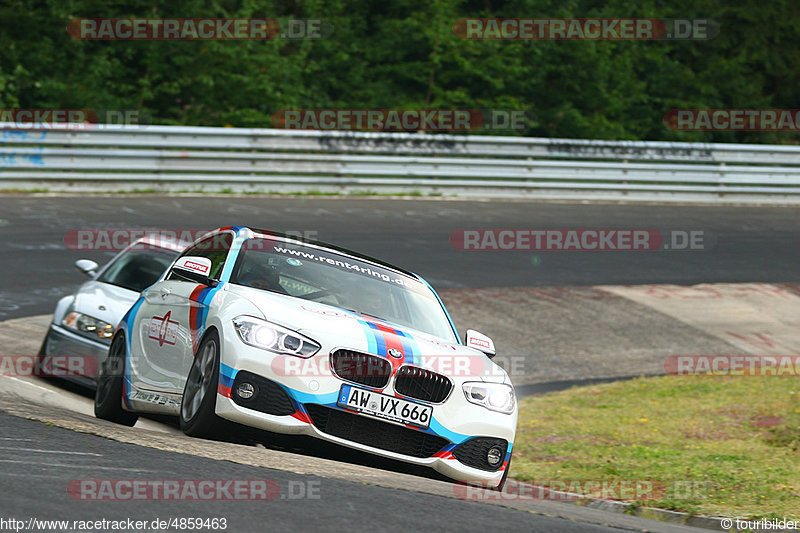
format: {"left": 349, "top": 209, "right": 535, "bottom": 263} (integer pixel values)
{"left": 95, "top": 226, "right": 517, "bottom": 488}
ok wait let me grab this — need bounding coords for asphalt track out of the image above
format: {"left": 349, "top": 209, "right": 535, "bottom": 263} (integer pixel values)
{"left": 0, "top": 398, "right": 702, "bottom": 533}
{"left": 1, "top": 412, "right": 629, "bottom": 533}
{"left": 0, "top": 195, "right": 798, "bottom": 320}
{"left": 1, "top": 195, "right": 798, "bottom": 532}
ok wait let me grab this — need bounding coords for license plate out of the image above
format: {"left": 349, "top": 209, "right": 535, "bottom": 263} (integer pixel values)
{"left": 337, "top": 384, "right": 432, "bottom": 429}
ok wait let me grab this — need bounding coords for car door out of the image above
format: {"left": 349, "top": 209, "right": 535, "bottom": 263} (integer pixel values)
{"left": 132, "top": 232, "right": 234, "bottom": 394}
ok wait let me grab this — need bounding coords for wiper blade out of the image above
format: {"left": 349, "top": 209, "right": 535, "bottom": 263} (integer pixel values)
{"left": 298, "top": 288, "right": 333, "bottom": 301}
{"left": 344, "top": 309, "right": 385, "bottom": 321}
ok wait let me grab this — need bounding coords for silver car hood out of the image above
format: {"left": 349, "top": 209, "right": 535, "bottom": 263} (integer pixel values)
{"left": 72, "top": 280, "right": 140, "bottom": 327}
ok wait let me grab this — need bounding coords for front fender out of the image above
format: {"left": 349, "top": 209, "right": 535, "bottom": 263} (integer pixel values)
{"left": 52, "top": 295, "right": 75, "bottom": 324}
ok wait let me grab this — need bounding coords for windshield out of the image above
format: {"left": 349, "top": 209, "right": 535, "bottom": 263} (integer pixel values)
{"left": 231, "top": 238, "right": 457, "bottom": 342}
{"left": 97, "top": 248, "right": 179, "bottom": 292}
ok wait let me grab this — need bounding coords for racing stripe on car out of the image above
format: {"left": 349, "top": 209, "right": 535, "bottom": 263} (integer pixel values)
{"left": 195, "top": 286, "right": 215, "bottom": 337}
{"left": 432, "top": 443, "right": 458, "bottom": 459}
{"left": 500, "top": 442, "right": 514, "bottom": 472}
{"left": 189, "top": 283, "right": 223, "bottom": 355}
{"left": 188, "top": 285, "right": 206, "bottom": 354}
{"left": 372, "top": 322, "right": 408, "bottom": 363}
{"left": 356, "top": 319, "right": 420, "bottom": 366}
{"left": 394, "top": 330, "right": 420, "bottom": 365}
{"left": 355, "top": 319, "right": 380, "bottom": 355}
{"left": 366, "top": 321, "right": 400, "bottom": 358}
{"left": 498, "top": 444, "right": 513, "bottom": 471}
{"left": 289, "top": 399, "right": 312, "bottom": 424}
{"left": 121, "top": 296, "right": 145, "bottom": 410}
{"left": 218, "top": 363, "right": 236, "bottom": 398}
{"left": 337, "top": 308, "right": 420, "bottom": 365}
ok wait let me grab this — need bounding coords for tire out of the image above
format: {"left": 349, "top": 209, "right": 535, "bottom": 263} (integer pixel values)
{"left": 180, "top": 330, "right": 222, "bottom": 437}
{"left": 37, "top": 333, "right": 48, "bottom": 356}
{"left": 494, "top": 454, "right": 512, "bottom": 491}
{"left": 94, "top": 333, "right": 138, "bottom": 427}
{"left": 35, "top": 333, "right": 52, "bottom": 379}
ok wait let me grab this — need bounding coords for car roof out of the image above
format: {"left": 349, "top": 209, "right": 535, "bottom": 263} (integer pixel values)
{"left": 130, "top": 235, "right": 189, "bottom": 253}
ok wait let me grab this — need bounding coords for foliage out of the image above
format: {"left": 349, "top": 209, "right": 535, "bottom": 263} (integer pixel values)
{"left": 0, "top": 0, "right": 797, "bottom": 142}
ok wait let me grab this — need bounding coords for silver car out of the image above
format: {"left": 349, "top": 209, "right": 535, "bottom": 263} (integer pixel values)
{"left": 39, "top": 236, "right": 185, "bottom": 388}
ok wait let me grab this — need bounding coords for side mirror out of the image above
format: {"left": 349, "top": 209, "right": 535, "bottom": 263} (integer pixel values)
{"left": 75, "top": 259, "right": 99, "bottom": 278}
{"left": 170, "top": 256, "right": 217, "bottom": 286}
{"left": 465, "top": 329, "right": 496, "bottom": 358}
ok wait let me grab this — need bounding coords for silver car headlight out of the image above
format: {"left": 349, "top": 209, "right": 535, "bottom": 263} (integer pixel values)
{"left": 462, "top": 382, "right": 516, "bottom": 414}
{"left": 62, "top": 311, "right": 115, "bottom": 342}
{"left": 232, "top": 316, "right": 320, "bottom": 358}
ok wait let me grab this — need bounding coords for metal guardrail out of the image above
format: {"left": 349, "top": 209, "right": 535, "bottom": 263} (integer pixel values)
{"left": 1, "top": 124, "right": 799, "bottom": 202}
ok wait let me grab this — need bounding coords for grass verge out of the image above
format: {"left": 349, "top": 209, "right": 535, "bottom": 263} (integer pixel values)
{"left": 512, "top": 375, "right": 800, "bottom": 519}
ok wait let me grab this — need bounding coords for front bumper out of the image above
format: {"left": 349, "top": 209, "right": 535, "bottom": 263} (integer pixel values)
{"left": 42, "top": 324, "right": 110, "bottom": 387}
{"left": 214, "top": 345, "right": 516, "bottom": 487}
{"left": 217, "top": 394, "right": 511, "bottom": 486}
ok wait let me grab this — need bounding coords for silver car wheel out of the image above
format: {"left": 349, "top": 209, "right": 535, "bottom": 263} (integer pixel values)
{"left": 181, "top": 340, "right": 216, "bottom": 422}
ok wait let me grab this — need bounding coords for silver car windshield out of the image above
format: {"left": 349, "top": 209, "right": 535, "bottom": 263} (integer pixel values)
{"left": 230, "top": 238, "right": 457, "bottom": 342}
{"left": 97, "top": 248, "right": 179, "bottom": 292}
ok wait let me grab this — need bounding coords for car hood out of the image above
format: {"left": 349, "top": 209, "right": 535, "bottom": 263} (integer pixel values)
{"left": 225, "top": 284, "right": 508, "bottom": 384}
{"left": 73, "top": 280, "right": 140, "bottom": 327}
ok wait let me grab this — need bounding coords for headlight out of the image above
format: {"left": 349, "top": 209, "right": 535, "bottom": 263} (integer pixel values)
{"left": 62, "top": 311, "right": 115, "bottom": 342}
{"left": 232, "top": 316, "right": 320, "bottom": 358}
{"left": 462, "top": 382, "right": 515, "bottom": 414}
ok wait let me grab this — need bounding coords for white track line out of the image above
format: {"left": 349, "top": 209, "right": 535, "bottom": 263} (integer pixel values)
{"left": 0, "top": 446, "right": 102, "bottom": 456}
{"left": 0, "top": 458, "right": 159, "bottom": 472}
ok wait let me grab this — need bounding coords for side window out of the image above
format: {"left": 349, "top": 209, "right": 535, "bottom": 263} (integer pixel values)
{"left": 168, "top": 232, "right": 233, "bottom": 281}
